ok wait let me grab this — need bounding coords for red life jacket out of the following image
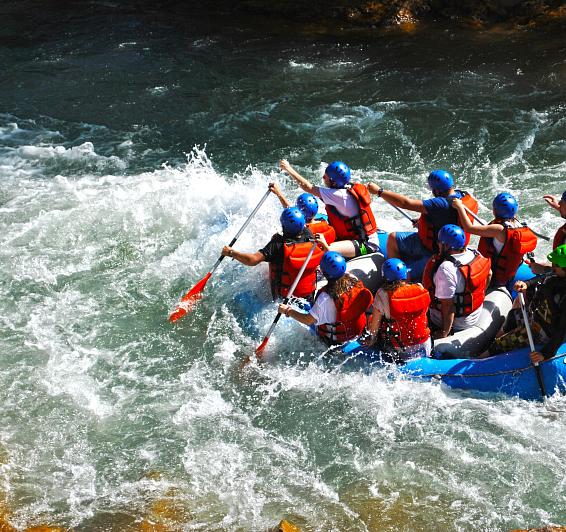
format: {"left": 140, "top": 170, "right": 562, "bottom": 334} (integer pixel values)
{"left": 478, "top": 220, "right": 537, "bottom": 287}
{"left": 553, "top": 222, "right": 566, "bottom": 250}
{"left": 269, "top": 239, "right": 323, "bottom": 300}
{"left": 422, "top": 250, "right": 491, "bottom": 317}
{"left": 316, "top": 279, "right": 373, "bottom": 344}
{"left": 307, "top": 217, "right": 336, "bottom": 245}
{"left": 378, "top": 283, "right": 431, "bottom": 350}
{"left": 325, "top": 183, "right": 377, "bottom": 241}
{"left": 417, "top": 191, "right": 479, "bottom": 252}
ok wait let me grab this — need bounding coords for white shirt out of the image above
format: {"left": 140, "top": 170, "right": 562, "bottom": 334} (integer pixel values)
{"left": 308, "top": 291, "right": 337, "bottom": 325}
{"left": 429, "top": 249, "right": 483, "bottom": 331}
{"left": 493, "top": 220, "right": 522, "bottom": 253}
{"left": 319, "top": 186, "right": 380, "bottom": 248}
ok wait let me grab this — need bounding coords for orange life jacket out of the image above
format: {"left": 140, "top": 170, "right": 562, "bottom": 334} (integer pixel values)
{"left": 378, "top": 283, "right": 431, "bottom": 350}
{"left": 325, "top": 183, "right": 377, "bottom": 241}
{"left": 269, "top": 240, "right": 323, "bottom": 300}
{"left": 307, "top": 217, "right": 336, "bottom": 245}
{"left": 478, "top": 220, "right": 537, "bottom": 287}
{"left": 553, "top": 222, "right": 566, "bottom": 250}
{"left": 417, "top": 191, "right": 478, "bottom": 253}
{"left": 316, "top": 279, "right": 373, "bottom": 344}
{"left": 422, "top": 250, "right": 491, "bottom": 317}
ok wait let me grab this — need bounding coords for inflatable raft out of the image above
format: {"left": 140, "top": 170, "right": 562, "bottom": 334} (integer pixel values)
{"left": 343, "top": 253, "right": 566, "bottom": 400}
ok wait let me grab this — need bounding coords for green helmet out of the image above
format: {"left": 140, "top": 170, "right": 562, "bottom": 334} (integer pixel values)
{"left": 547, "top": 244, "right": 566, "bottom": 268}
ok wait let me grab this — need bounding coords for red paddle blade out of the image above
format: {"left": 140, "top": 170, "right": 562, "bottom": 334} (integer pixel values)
{"left": 254, "top": 337, "right": 269, "bottom": 357}
{"left": 169, "top": 272, "right": 212, "bottom": 323}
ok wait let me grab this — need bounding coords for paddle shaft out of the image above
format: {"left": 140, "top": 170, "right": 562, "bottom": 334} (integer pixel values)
{"left": 518, "top": 292, "right": 547, "bottom": 398}
{"left": 256, "top": 242, "right": 318, "bottom": 354}
{"left": 383, "top": 200, "right": 419, "bottom": 226}
{"left": 461, "top": 203, "right": 550, "bottom": 241}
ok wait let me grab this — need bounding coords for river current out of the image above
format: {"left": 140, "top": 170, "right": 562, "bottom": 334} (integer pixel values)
{"left": 1, "top": 2, "right": 565, "bottom": 530}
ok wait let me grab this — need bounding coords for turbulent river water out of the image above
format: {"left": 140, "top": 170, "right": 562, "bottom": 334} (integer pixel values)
{"left": 1, "top": 2, "right": 566, "bottom": 530}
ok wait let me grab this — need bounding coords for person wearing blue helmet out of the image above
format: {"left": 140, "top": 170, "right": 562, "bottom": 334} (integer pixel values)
{"left": 278, "top": 250, "right": 373, "bottom": 345}
{"left": 422, "top": 224, "right": 491, "bottom": 338}
{"left": 222, "top": 206, "right": 323, "bottom": 300}
{"left": 367, "top": 169, "right": 479, "bottom": 281}
{"left": 269, "top": 182, "right": 337, "bottom": 245}
{"left": 279, "top": 158, "right": 380, "bottom": 258}
{"left": 362, "top": 259, "right": 432, "bottom": 360}
{"left": 451, "top": 193, "right": 537, "bottom": 288}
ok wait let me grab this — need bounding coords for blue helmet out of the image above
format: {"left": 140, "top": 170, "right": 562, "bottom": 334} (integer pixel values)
{"left": 438, "top": 224, "right": 466, "bottom": 250}
{"left": 325, "top": 161, "right": 351, "bottom": 188}
{"left": 427, "top": 170, "right": 454, "bottom": 194}
{"left": 296, "top": 193, "right": 318, "bottom": 221}
{"left": 492, "top": 192, "right": 518, "bottom": 219}
{"left": 280, "top": 207, "right": 305, "bottom": 236}
{"left": 320, "top": 251, "right": 347, "bottom": 280}
{"left": 381, "top": 258, "right": 408, "bottom": 282}
{"left": 561, "top": 190, "right": 566, "bottom": 203}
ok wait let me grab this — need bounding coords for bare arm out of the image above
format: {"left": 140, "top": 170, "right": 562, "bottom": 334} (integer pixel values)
{"left": 279, "top": 159, "right": 321, "bottom": 198}
{"left": 543, "top": 194, "right": 560, "bottom": 212}
{"left": 221, "top": 246, "right": 265, "bottom": 266}
{"left": 269, "top": 182, "right": 291, "bottom": 208}
{"left": 278, "top": 304, "right": 317, "bottom": 326}
{"left": 367, "top": 183, "right": 426, "bottom": 214}
{"left": 452, "top": 198, "right": 505, "bottom": 239}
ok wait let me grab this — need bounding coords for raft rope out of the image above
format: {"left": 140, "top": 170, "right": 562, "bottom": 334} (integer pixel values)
{"left": 406, "top": 352, "right": 566, "bottom": 380}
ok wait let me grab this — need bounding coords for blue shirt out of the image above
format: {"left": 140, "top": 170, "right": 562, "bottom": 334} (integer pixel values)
{"left": 422, "top": 190, "right": 464, "bottom": 232}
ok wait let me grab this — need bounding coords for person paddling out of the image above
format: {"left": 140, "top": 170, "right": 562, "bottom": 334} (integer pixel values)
{"left": 222, "top": 207, "right": 323, "bottom": 301}
{"left": 485, "top": 244, "right": 566, "bottom": 364}
{"left": 278, "top": 251, "right": 373, "bottom": 345}
{"left": 367, "top": 170, "right": 479, "bottom": 280}
{"left": 422, "top": 224, "right": 491, "bottom": 339}
{"left": 452, "top": 192, "right": 537, "bottom": 289}
{"left": 362, "top": 258, "right": 432, "bottom": 360}
{"left": 279, "top": 159, "right": 380, "bottom": 258}
{"left": 269, "top": 183, "right": 336, "bottom": 245}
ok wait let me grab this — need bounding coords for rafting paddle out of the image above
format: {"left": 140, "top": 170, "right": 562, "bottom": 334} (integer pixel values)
{"left": 382, "top": 199, "right": 419, "bottom": 226}
{"left": 254, "top": 242, "right": 318, "bottom": 358}
{"left": 169, "top": 187, "right": 272, "bottom": 322}
{"left": 518, "top": 292, "right": 547, "bottom": 399}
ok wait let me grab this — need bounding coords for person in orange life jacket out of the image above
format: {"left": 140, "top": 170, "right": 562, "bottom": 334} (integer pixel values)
{"left": 268, "top": 183, "right": 336, "bottom": 245}
{"left": 278, "top": 159, "right": 380, "bottom": 258}
{"left": 422, "top": 224, "right": 491, "bottom": 339}
{"left": 221, "top": 206, "right": 323, "bottom": 301}
{"left": 361, "top": 258, "right": 432, "bottom": 360}
{"left": 367, "top": 170, "right": 479, "bottom": 281}
{"left": 278, "top": 251, "right": 373, "bottom": 345}
{"left": 451, "top": 193, "right": 537, "bottom": 289}
{"left": 529, "top": 189, "right": 566, "bottom": 274}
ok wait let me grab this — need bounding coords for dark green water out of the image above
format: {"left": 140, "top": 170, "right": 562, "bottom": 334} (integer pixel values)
{"left": 0, "top": 2, "right": 565, "bottom": 530}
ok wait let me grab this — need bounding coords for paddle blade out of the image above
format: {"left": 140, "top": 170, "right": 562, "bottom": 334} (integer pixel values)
{"left": 169, "top": 272, "right": 212, "bottom": 322}
{"left": 254, "top": 337, "right": 270, "bottom": 357}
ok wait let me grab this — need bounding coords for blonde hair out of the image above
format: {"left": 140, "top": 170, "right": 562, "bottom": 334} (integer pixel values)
{"left": 326, "top": 273, "right": 359, "bottom": 299}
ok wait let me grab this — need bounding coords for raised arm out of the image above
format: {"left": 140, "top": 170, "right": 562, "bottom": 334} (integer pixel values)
{"left": 279, "top": 159, "right": 321, "bottom": 198}
{"left": 452, "top": 198, "right": 505, "bottom": 239}
{"left": 269, "top": 182, "right": 291, "bottom": 208}
{"left": 367, "top": 183, "right": 426, "bottom": 214}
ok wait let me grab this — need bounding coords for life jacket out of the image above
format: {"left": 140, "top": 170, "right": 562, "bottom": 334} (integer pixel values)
{"left": 417, "top": 191, "right": 478, "bottom": 253}
{"left": 316, "top": 279, "right": 373, "bottom": 344}
{"left": 269, "top": 238, "right": 323, "bottom": 300}
{"left": 553, "top": 222, "right": 566, "bottom": 250}
{"left": 378, "top": 283, "right": 431, "bottom": 350}
{"left": 325, "top": 183, "right": 377, "bottom": 242}
{"left": 307, "top": 217, "right": 336, "bottom": 245}
{"left": 478, "top": 220, "right": 538, "bottom": 287}
{"left": 422, "top": 249, "right": 491, "bottom": 317}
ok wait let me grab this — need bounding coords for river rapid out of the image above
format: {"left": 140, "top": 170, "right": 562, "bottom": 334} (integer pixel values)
{"left": 0, "top": 2, "right": 566, "bottom": 530}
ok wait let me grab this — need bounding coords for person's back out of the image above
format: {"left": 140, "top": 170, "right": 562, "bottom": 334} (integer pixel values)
{"left": 364, "top": 258, "right": 432, "bottom": 359}
{"left": 422, "top": 225, "right": 491, "bottom": 337}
